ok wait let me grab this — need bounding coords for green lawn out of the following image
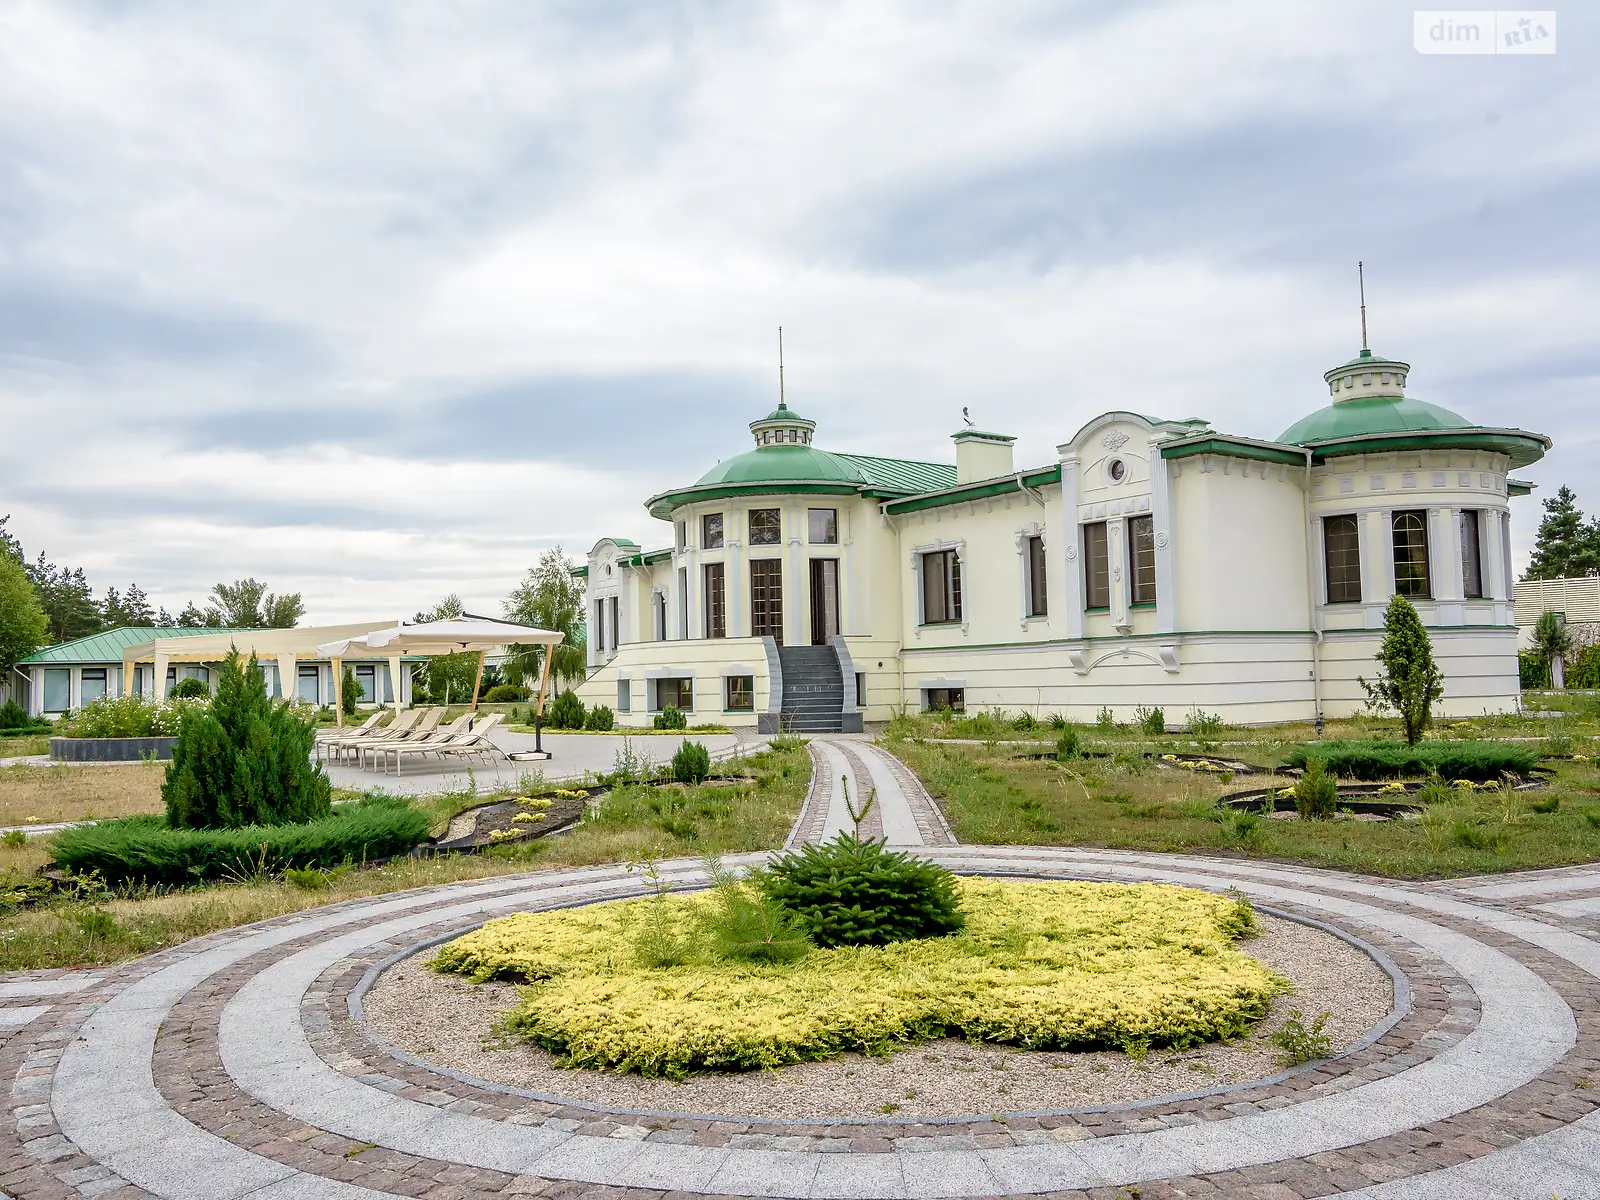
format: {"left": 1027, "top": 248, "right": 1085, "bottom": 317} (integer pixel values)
{"left": 0, "top": 740, "right": 811, "bottom": 972}
{"left": 889, "top": 730, "right": 1600, "bottom": 879}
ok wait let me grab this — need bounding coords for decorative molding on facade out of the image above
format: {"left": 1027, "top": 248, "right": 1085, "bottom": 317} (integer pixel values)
{"left": 1102, "top": 431, "right": 1130, "bottom": 450}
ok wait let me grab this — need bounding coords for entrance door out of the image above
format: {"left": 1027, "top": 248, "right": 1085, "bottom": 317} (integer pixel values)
{"left": 750, "top": 559, "right": 783, "bottom": 645}
{"left": 809, "top": 559, "right": 839, "bottom": 645}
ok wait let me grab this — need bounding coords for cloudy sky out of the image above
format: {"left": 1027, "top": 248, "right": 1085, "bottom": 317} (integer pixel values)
{"left": 1, "top": 0, "right": 1595, "bottom": 624}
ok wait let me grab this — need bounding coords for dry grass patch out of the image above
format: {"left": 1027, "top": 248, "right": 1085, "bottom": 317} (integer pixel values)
{"left": 0, "top": 763, "right": 166, "bottom": 826}
{"left": 0, "top": 740, "right": 811, "bottom": 971}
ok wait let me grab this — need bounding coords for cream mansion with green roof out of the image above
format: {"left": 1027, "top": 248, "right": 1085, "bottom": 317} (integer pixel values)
{"left": 577, "top": 346, "right": 1550, "bottom": 731}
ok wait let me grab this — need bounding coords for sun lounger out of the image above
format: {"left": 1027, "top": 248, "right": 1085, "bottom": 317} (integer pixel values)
{"left": 396, "top": 713, "right": 507, "bottom": 774}
{"left": 347, "top": 707, "right": 444, "bottom": 766}
{"left": 314, "top": 712, "right": 385, "bottom": 761}
{"left": 368, "top": 712, "right": 474, "bottom": 772}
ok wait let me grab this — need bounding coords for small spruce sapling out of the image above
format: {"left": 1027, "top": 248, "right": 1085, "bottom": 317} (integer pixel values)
{"left": 1359, "top": 595, "right": 1445, "bottom": 746}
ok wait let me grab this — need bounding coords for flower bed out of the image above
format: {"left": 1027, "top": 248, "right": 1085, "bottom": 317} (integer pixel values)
{"left": 433, "top": 878, "right": 1283, "bottom": 1078}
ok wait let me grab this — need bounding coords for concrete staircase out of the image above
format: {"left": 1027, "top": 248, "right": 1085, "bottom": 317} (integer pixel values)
{"left": 777, "top": 645, "right": 846, "bottom": 733}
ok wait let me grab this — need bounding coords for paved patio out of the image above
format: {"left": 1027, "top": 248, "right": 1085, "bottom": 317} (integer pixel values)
{"left": 321, "top": 729, "right": 769, "bottom": 795}
{"left": 3, "top": 737, "right": 1600, "bottom": 1197}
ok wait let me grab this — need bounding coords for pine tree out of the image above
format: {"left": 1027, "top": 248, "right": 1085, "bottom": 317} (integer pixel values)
{"left": 1524, "top": 486, "right": 1600, "bottom": 580}
{"left": 1359, "top": 595, "right": 1445, "bottom": 746}
{"left": 163, "top": 649, "right": 331, "bottom": 830}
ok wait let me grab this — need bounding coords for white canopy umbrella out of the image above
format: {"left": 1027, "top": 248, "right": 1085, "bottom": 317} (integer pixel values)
{"left": 316, "top": 617, "right": 564, "bottom": 729}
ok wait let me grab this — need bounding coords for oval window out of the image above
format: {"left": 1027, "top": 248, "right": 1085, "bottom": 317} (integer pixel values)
{"left": 1108, "top": 459, "right": 1126, "bottom": 482}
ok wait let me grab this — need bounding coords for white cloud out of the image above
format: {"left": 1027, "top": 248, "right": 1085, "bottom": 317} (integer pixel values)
{"left": 0, "top": 0, "right": 1595, "bottom": 621}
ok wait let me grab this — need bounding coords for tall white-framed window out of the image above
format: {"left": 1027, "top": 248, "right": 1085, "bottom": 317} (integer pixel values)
{"left": 651, "top": 590, "right": 667, "bottom": 641}
{"left": 1017, "top": 528, "right": 1047, "bottom": 621}
{"left": 921, "top": 548, "right": 963, "bottom": 625}
{"left": 1460, "top": 509, "right": 1484, "bottom": 600}
{"left": 1323, "top": 513, "right": 1362, "bottom": 603}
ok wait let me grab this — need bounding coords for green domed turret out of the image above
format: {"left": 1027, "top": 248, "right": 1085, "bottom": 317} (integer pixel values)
{"left": 1279, "top": 348, "right": 1549, "bottom": 468}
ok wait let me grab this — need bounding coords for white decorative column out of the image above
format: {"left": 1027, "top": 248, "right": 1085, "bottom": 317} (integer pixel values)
{"left": 1060, "top": 456, "right": 1084, "bottom": 638}
{"left": 787, "top": 502, "right": 805, "bottom": 647}
{"left": 1365, "top": 510, "right": 1392, "bottom": 625}
{"left": 1148, "top": 440, "right": 1177, "bottom": 633}
{"left": 1109, "top": 516, "right": 1130, "bottom": 631}
{"left": 1499, "top": 510, "right": 1515, "bottom": 603}
{"left": 1431, "top": 507, "right": 1461, "bottom": 601}
{"left": 842, "top": 504, "right": 860, "bottom": 636}
{"left": 726, "top": 539, "right": 744, "bottom": 638}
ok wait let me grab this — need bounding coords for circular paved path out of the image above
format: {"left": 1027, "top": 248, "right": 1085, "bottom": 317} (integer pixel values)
{"left": 3, "top": 745, "right": 1600, "bottom": 1197}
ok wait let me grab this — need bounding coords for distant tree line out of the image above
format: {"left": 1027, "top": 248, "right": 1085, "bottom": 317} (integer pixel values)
{"left": 0, "top": 513, "right": 305, "bottom": 675}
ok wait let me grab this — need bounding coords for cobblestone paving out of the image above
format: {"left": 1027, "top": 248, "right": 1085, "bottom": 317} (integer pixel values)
{"left": 7, "top": 746, "right": 1600, "bottom": 1197}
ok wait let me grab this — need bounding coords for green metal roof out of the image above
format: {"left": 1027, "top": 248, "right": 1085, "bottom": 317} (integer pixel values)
{"left": 836, "top": 453, "right": 956, "bottom": 494}
{"left": 1279, "top": 395, "right": 1550, "bottom": 468}
{"left": 1160, "top": 435, "right": 1306, "bottom": 466}
{"left": 1280, "top": 395, "right": 1474, "bottom": 444}
{"left": 1333, "top": 348, "right": 1407, "bottom": 371}
{"left": 647, "top": 446, "right": 956, "bottom": 517}
{"left": 17, "top": 626, "right": 240, "bottom": 666}
{"left": 752, "top": 402, "right": 814, "bottom": 425}
{"left": 883, "top": 465, "right": 1062, "bottom": 516}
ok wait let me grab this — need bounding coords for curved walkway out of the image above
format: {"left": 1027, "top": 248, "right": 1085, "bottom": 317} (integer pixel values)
{"left": 4, "top": 749, "right": 1600, "bottom": 1196}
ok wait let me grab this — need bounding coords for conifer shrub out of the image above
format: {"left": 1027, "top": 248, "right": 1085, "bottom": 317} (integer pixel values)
{"left": 653, "top": 704, "right": 687, "bottom": 730}
{"left": 162, "top": 650, "right": 331, "bottom": 830}
{"left": 1281, "top": 740, "right": 1536, "bottom": 782}
{"left": 546, "top": 689, "right": 585, "bottom": 729}
{"left": 1055, "top": 724, "right": 1081, "bottom": 761}
{"left": 1360, "top": 595, "right": 1444, "bottom": 745}
{"left": 1294, "top": 759, "right": 1338, "bottom": 820}
{"left": 757, "top": 834, "right": 966, "bottom": 947}
{"left": 51, "top": 796, "right": 428, "bottom": 886}
{"left": 340, "top": 666, "right": 362, "bottom": 715}
{"left": 583, "top": 704, "right": 615, "bottom": 731}
{"left": 671, "top": 739, "right": 711, "bottom": 784}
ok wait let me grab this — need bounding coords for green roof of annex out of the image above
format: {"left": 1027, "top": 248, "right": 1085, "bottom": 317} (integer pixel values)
{"left": 16, "top": 626, "right": 241, "bottom": 666}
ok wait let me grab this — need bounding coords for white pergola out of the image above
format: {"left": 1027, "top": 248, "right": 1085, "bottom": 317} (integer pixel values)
{"left": 317, "top": 617, "right": 563, "bottom": 728}
{"left": 120, "top": 622, "right": 404, "bottom": 710}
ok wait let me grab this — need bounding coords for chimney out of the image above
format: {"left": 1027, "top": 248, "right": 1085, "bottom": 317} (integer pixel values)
{"left": 952, "top": 429, "right": 1016, "bottom": 484}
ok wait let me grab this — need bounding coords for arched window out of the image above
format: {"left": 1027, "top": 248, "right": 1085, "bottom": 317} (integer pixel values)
{"left": 1391, "top": 511, "right": 1431, "bottom": 598}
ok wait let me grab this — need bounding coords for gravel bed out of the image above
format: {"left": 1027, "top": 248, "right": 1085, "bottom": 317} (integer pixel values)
{"left": 361, "top": 913, "right": 1393, "bottom": 1120}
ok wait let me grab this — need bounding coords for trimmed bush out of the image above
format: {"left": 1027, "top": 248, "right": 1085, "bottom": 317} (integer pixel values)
{"left": 51, "top": 797, "right": 429, "bottom": 886}
{"left": 546, "top": 689, "right": 585, "bottom": 730}
{"left": 0, "top": 699, "right": 31, "bottom": 731}
{"left": 340, "top": 666, "right": 362, "bottom": 716}
{"left": 584, "top": 704, "right": 615, "bottom": 731}
{"left": 653, "top": 704, "right": 687, "bottom": 731}
{"left": 758, "top": 833, "right": 966, "bottom": 947}
{"left": 1568, "top": 646, "right": 1600, "bottom": 691}
{"left": 1294, "top": 759, "right": 1338, "bottom": 820}
{"left": 163, "top": 650, "right": 332, "bottom": 830}
{"left": 1520, "top": 650, "right": 1551, "bottom": 690}
{"left": 1281, "top": 739, "right": 1537, "bottom": 782}
{"left": 671, "top": 739, "right": 711, "bottom": 784}
{"left": 170, "top": 677, "right": 210, "bottom": 699}
{"left": 483, "top": 684, "right": 527, "bottom": 703}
